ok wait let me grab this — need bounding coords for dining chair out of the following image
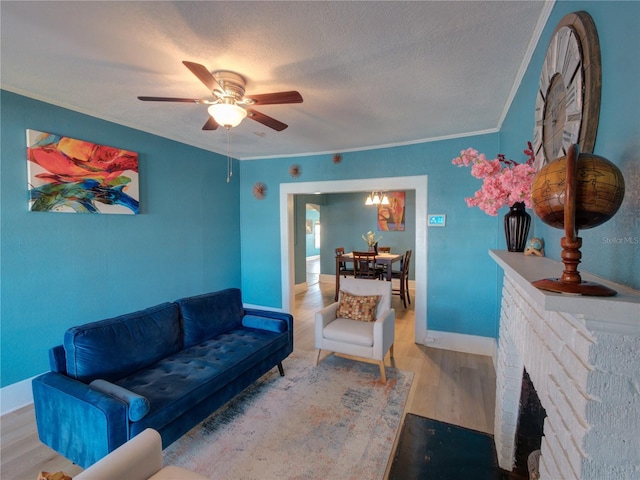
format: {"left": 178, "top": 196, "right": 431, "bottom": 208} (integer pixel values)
{"left": 335, "top": 247, "right": 354, "bottom": 277}
{"left": 352, "top": 251, "right": 380, "bottom": 279}
{"left": 376, "top": 246, "right": 392, "bottom": 276}
{"left": 391, "top": 250, "right": 412, "bottom": 308}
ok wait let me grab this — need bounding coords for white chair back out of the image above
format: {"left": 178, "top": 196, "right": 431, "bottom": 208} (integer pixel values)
{"left": 338, "top": 278, "right": 391, "bottom": 318}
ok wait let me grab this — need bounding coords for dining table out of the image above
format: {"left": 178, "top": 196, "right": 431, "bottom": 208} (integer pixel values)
{"left": 334, "top": 251, "right": 403, "bottom": 300}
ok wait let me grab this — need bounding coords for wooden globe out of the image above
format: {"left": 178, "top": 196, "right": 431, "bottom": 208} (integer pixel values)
{"left": 531, "top": 153, "right": 625, "bottom": 230}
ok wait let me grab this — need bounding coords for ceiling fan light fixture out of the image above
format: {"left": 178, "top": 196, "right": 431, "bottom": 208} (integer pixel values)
{"left": 208, "top": 103, "right": 247, "bottom": 128}
{"left": 365, "top": 195, "right": 374, "bottom": 205}
{"left": 381, "top": 194, "right": 390, "bottom": 205}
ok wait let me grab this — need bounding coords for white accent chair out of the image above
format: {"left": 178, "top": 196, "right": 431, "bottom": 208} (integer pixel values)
{"left": 315, "top": 278, "right": 395, "bottom": 381}
{"left": 74, "top": 428, "right": 207, "bottom": 480}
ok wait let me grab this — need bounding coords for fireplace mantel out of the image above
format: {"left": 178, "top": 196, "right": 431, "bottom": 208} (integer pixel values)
{"left": 491, "top": 250, "right": 640, "bottom": 479}
{"left": 490, "top": 250, "right": 640, "bottom": 334}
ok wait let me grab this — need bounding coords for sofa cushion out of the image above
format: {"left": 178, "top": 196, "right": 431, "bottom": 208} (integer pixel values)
{"left": 65, "top": 303, "right": 182, "bottom": 383}
{"left": 336, "top": 291, "right": 380, "bottom": 322}
{"left": 323, "top": 318, "right": 374, "bottom": 347}
{"left": 177, "top": 289, "right": 244, "bottom": 348}
{"left": 116, "top": 327, "right": 289, "bottom": 431}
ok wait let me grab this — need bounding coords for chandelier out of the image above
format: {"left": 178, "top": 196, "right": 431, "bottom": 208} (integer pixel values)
{"left": 365, "top": 191, "right": 389, "bottom": 206}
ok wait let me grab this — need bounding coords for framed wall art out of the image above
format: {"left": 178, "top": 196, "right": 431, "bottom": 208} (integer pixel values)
{"left": 26, "top": 129, "right": 139, "bottom": 214}
{"left": 377, "top": 191, "right": 405, "bottom": 231}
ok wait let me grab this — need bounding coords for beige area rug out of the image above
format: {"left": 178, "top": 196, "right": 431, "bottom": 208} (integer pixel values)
{"left": 163, "top": 350, "right": 413, "bottom": 480}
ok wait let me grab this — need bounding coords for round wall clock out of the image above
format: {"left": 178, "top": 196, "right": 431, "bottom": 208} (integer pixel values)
{"left": 532, "top": 11, "right": 601, "bottom": 171}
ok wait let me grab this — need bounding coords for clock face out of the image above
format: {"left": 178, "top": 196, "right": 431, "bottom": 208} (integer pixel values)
{"left": 533, "top": 25, "right": 584, "bottom": 171}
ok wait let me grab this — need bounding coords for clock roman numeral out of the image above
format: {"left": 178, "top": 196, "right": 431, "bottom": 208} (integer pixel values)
{"left": 535, "top": 92, "right": 545, "bottom": 121}
{"left": 563, "top": 118, "right": 581, "bottom": 146}
{"left": 560, "top": 30, "right": 579, "bottom": 78}
{"left": 556, "top": 27, "right": 571, "bottom": 75}
{"left": 566, "top": 69, "right": 583, "bottom": 115}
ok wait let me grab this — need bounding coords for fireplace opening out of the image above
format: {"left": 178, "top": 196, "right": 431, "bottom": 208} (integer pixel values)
{"left": 511, "top": 369, "right": 546, "bottom": 479}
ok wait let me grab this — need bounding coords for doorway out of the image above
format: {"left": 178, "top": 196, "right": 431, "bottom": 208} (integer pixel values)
{"left": 280, "top": 175, "right": 428, "bottom": 344}
{"left": 306, "top": 204, "right": 321, "bottom": 286}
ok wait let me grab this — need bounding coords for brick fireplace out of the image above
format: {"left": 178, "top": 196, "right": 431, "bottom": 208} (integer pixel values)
{"left": 490, "top": 250, "right": 640, "bottom": 480}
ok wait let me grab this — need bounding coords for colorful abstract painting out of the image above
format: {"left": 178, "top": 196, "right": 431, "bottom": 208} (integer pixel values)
{"left": 378, "top": 191, "right": 405, "bottom": 231}
{"left": 26, "top": 130, "right": 139, "bottom": 214}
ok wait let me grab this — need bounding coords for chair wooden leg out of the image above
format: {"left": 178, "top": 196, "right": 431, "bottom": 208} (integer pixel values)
{"left": 315, "top": 349, "right": 322, "bottom": 366}
{"left": 378, "top": 361, "right": 387, "bottom": 382}
{"left": 406, "top": 278, "right": 411, "bottom": 305}
{"left": 389, "top": 344, "right": 394, "bottom": 359}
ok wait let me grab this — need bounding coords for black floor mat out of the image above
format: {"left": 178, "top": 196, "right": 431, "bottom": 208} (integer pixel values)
{"left": 389, "top": 413, "right": 512, "bottom": 480}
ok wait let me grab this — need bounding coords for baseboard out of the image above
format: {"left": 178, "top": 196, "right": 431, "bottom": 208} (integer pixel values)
{"left": 1, "top": 375, "right": 37, "bottom": 416}
{"left": 423, "top": 330, "right": 497, "bottom": 361}
{"left": 319, "top": 273, "right": 334, "bottom": 284}
{"left": 294, "top": 282, "right": 308, "bottom": 295}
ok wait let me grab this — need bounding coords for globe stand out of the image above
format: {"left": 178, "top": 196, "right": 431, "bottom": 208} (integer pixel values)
{"left": 532, "top": 144, "right": 617, "bottom": 297}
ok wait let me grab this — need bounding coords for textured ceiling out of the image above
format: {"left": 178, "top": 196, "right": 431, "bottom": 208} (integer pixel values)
{"left": 1, "top": 1, "right": 550, "bottom": 160}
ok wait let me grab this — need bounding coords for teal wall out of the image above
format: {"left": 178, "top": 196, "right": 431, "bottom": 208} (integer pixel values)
{"left": 1, "top": 91, "right": 242, "bottom": 387}
{"left": 2, "top": 1, "right": 638, "bottom": 389}
{"left": 501, "top": 1, "right": 640, "bottom": 289}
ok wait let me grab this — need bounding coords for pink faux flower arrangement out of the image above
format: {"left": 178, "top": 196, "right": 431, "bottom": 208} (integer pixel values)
{"left": 451, "top": 143, "right": 536, "bottom": 216}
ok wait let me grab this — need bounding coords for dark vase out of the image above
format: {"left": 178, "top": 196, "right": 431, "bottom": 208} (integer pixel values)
{"left": 504, "top": 202, "right": 531, "bottom": 252}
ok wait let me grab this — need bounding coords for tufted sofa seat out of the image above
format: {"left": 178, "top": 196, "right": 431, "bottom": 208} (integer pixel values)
{"left": 32, "top": 288, "right": 293, "bottom": 469}
{"left": 122, "top": 328, "right": 291, "bottom": 439}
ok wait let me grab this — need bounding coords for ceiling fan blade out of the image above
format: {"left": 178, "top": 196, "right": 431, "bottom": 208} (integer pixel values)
{"left": 182, "top": 61, "right": 221, "bottom": 92}
{"left": 246, "top": 109, "right": 288, "bottom": 131}
{"left": 202, "top": 117, "right": 219, "bottom": 130}
{"left": 247, "top": 91, "right": 303, "bottom": 105}
{"left": 137, "top": 96, "right": 203, "bottom": 103}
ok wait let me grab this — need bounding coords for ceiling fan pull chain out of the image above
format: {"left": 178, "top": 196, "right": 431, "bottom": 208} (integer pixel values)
{"left": 226, "top": 127, "right": 233, "bottom": 183}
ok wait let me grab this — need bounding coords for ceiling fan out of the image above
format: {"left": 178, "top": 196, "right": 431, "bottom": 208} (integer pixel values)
{"left": 138, "top": 61, "right": 303, "bottom": 131}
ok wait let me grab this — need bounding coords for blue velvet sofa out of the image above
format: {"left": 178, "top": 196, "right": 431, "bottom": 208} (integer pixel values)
{"left": 32, "top": 288, "right": 293, "bottom": 468}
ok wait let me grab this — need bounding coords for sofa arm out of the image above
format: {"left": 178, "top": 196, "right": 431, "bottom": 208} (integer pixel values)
{"left": 32, "top": 372, "right": 129, "bottom": 468}
{"left": 74, "top": 428, "right": 163, "bottom": 480}
{"left": 243, "top": 308, "right": 293, "bottom": 331}
{"left": 372, "top": 308, "right": 396, "bottom": 360}
{"left": 314, "top": 302, "right": 340, "bottom": 348}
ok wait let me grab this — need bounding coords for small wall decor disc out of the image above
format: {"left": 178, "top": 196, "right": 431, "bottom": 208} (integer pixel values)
{"left": 289, "top": 164, "right": 301, "bottom": 178}
{"left": 252, "top": 182, "right": 267, "bottom": 200}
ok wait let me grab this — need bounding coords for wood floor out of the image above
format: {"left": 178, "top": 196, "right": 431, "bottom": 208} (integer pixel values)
{"left": 0, "top": 281, "right": 496, "bottom": 480}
